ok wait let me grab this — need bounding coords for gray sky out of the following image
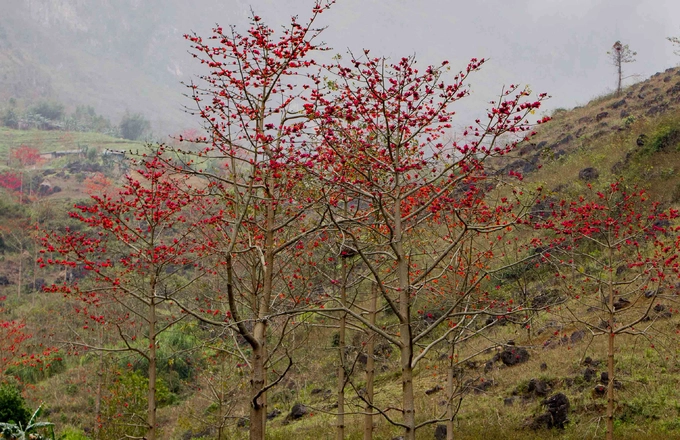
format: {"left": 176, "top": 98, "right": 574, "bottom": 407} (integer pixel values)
{"left": 5, "top": 0, "right": 679, "bottom": 132}
{"left": 224, "top": 0, "right": 680, "bottom": 120}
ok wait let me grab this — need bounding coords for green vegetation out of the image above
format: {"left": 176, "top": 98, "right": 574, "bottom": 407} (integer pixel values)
{"left": 4, "top": 13, "right": 680, "bottom": 440}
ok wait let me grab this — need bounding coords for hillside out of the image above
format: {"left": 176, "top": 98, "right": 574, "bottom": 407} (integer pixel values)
{"left": 3, "top": 66, "right": 680, "bottom": 440}
{"left": 0, "top": 0, "right": 245, "bottom": 134}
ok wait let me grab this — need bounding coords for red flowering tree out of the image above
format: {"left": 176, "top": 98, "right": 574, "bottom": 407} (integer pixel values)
{"left": 12, "top": 145, "right": 42, "bottom": 168}
{"left": 43, "top": 156, "right": 207, "bottom": 440}
{"left": 0, "top": 172, "right": 23, "bottom": 194}
{"left": 170, "top": 4, "right": 333, "bottom": 439}
{"left": 312, "top": 52, "right": 547, "bottom": 439}
{"left": 534, "top": 182, "right": 680, "bottom": 440}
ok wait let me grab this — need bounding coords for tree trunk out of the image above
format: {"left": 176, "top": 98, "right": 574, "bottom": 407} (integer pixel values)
{"left": 337, "top": 262, "right": 347, "bottom": 440}
{"left": 396, "top": 240, "right": 416, "bottom": 438}
{"left": 606, "top": 246, "right": 615, "bottom": 440}
{"left": 446, "top": 332, "right": 456, "bottom": 440}
{"left": 147, "top": 293, "right": 157, "bottom": 440}
{"left": 363, "top": 282, "right": 377, "bottom": 440}
{"left": 250, "top": 324, "right": 267, "bottom": 440}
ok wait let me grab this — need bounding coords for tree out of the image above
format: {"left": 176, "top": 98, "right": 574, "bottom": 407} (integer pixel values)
{"left": 119, "top": 112, "right": 151, "bottom": 140}
{"left": 31, "top": 101, "right": 65, "bottom": 121}
{"left": 0, "top": 404, "right": 55, "bottom": 440}
{"left": 157, "top": 6, "right": 335, "bottom": 438}
{"left": 608, "top": 41, "right": 636, "bottom": 96}
{"left": 312, "top": 52, "right": 547, "bottom": 439}
{"left": 668, "top": 35, "right": 680, "bottom": 57}
{"left": 0, "top": 383, "right": 31, "bottom": 426}
{"left": 43, "top": 156, "right": 206, "bottom": 440}
{"left": 535, "top": 182, "right": 680, "bottom": 440}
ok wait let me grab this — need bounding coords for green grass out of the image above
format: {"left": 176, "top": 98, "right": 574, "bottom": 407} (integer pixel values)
{"left": 0, "top": 127, "right": 144, "bottom": 161}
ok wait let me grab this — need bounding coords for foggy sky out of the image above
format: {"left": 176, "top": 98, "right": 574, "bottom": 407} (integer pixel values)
{"left": 5, "top": 0, "right": 680, "bottom": 132}
{"left": 234, "top": 0, "right": 680, "bottom": 121}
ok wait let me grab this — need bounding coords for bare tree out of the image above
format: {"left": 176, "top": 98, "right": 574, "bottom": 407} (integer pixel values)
{"left": 668, "top": 35, "right": 680, "bottom": 56}
{"left": 608, "top": 40, "right": 636, "bottom": 96}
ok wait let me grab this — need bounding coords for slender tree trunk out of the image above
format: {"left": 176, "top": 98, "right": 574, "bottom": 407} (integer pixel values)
{"left": 17, "top": 241, "right": 23, "bottom": 297}
{"left": 606, "top": 246, "right": 615, "bottom": 440}
{"left": 395, "top": 212, "right": 416, "bottom": 439}
{"left": 251, "top": 323, "right": 267, "bottom": 440}
{"left": 446, "top": 332, "right": 456, "bottom": 440}
{"left": 147, "top": 291, "right": 157, "bottom": 440}
{"left": 95, "top": 329, "right": 104, "bottom": 439}
{"left": 337, "top": 261, "right": 347, "bottom": 440}
{"left": 617, "top": 59, "right": 623, "bottom": 96}
{"left": 363, "top": 282, "right": 377, "bottom": 440}
{"left": 250, "top": 199, "right": 275, "bottom": 440}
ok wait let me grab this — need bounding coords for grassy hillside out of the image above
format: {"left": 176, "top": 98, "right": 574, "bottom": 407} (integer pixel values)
{"left": 4, "top": 68, "right": 680, "bottom": 440}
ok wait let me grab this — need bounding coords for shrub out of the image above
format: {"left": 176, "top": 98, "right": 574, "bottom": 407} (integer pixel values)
{"left": 32, "top": 101, "right": 65, "bottom": 121}
{"left": 0, "top": 383, "right": 31, "bottom": 426}
{"left": 119, "top": 112, "right": 150, "bottom": 140}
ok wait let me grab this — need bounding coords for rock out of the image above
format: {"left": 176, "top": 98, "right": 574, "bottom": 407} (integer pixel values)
{"left": 636, "top": 134, "right": 647, "bottom": 146}
{"left": 499, "top": 347, "right": 530, "bottom": 366}
{"left": 668, "top": 83, "right": 680, "bottom": 95}
{"left": 529, "top": 413, "right": 553, "bottom": 430}
{"left": 425, "top": 385, "right": 443, "bottom": 395}
{"left": 528, "top": 379, "right": 551, "bottom": 397}
{"left": 540, "top": 362, "right": 548, "bottom": 371}
{"left": 237, "top": 417, "right": 248, "bottom": 427}
{"left": 557, "top": 134, "right": 574, "bottom": 146}
{"left": 593, "top": 384, "right": 607, "bottom": 397}
{"left": 504, "top": 397, "right": 516, "bottom": 406}
{"left": 596, "top": 112, "right": 609, "bottom": 122}
{"left": 613, "top": 298, "right": 632, "bottom": 310}
{"left": 578, "top": 167, "right": 599, "bottom": 181}
{"left": 654, "top": 303, "right": 666, "bottom": 313}
{"left": 484, "top": 361, "right": 494, "bottom": 373}
{"left": 286, "top": 403, "right": 308, "bottom": 422}
{"left": 570, "top": 330, "right": 585, "bottom": 344}
{"left": 0, "top": 275, "right": 10, "bottom": 286}
{"left": 584, "top": 368, "right": 596, "bottom": 382}
{"left": 646, "top": 104, "right": 669, "bottom": 117}
{"left": 610, "top": 99, "right": 626, "bottom": 109}
{"left": 267, "top": 409, "right": 281, "bottom": 420}
{"left": 434, "top": 424, "right": 447, "bottom": 440}
{"left": 544, "top": 393, "right": 570, "bottom": 429}
{"left": 600, "top": 372, "right": 609, "bottom": 383}
{"left": 472, "top": 378, "right": 495, "bottom": 394}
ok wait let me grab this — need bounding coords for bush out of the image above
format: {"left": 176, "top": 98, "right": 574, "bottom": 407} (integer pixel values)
{"left": 1, "top": 108, "right": 19, "bottom": 129}
{"left": 0, "top": 383, "right": 31, "bottom": 426}
{"left": 119, "top": 112, "right": 150, "bottom": 140}
{"left": 32, "top": 101, "right": 65, "bottom": 121}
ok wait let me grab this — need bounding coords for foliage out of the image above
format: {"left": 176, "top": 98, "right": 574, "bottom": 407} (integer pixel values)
{"left": 0, "top": 384, "right": 30, "bottom": 427}
{"left": 0, "top": 404, "right": 55, "bottom": 440}
{"left": 99, "top": 371, "right": 171, "bottom": 440}
{"left": 0, "top": 173, "right": 22, "bottom": 193}
{"left": 12, "top": 145, "right": 42, "bottom": 167}
{"left": 31, "top": 101, "right": 65, "bottom": 122}
{"left": 118, "top": 112, "right": 150, "bottom": 140}
{"left": 535, "top": 181, "right": 680, "bottom": 440}
{"left": 1, "top": 108, "right": 19, "bottom": 129}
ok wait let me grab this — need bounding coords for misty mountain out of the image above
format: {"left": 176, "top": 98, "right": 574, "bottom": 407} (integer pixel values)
{"left": 0, "top": 0, "right": 257, "bottom": 135}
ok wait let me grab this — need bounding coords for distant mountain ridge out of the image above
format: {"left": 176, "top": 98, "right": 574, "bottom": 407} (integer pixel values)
{"left": 0, "top": 0, "right": 255, "bottom": 135}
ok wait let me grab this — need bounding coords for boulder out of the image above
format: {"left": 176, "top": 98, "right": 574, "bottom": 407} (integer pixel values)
{"left": 434, "top": 424, "right": 447, "bottom": 440}
{"left": 499, "top": 347, "right": 530, "bottom": 366}
{"left": 578, "top": 167, "right": 599, "bottom": 181}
